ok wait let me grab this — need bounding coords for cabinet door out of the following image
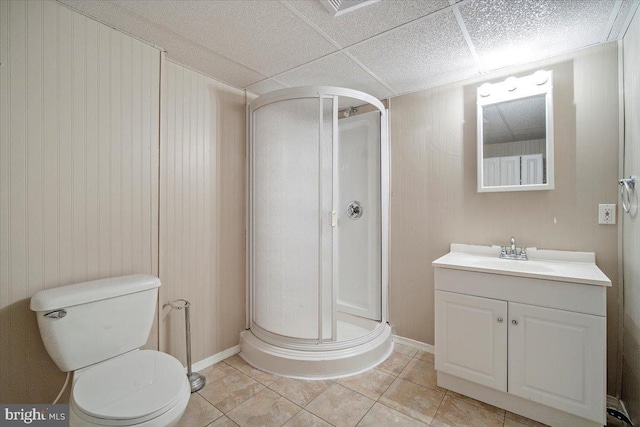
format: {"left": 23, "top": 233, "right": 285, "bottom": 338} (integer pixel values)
{"left": 500, "top": 156, "right": 521, "bottom": 186}
{"left": 435, "top": 291, "right": 507, "bottom": 392}
{"left": 521, "top": 154, "right": 543, "bottom": 185}
{"left": 483, "top": 158, "right": 501, "bottom": 187}
{"left": 508, "top": 302, "right": 606, "bottom": 423}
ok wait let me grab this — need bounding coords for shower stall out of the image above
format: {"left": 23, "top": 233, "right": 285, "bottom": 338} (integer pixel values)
{"left": 240, "top": 87, "right": 392, "bottom": 379}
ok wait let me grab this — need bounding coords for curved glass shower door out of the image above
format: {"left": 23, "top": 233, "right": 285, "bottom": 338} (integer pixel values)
{"left": 252, "top": 97, "right": 334, "bottom": 340}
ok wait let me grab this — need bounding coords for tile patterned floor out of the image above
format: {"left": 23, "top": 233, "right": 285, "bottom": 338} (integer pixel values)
{"left": 177, "top": 344, "right": 560, "bottom": 427}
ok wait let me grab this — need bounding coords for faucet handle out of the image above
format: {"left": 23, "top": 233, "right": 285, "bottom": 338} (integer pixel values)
{"left": 517, "top": 247, "right": 528, "bottom": 260}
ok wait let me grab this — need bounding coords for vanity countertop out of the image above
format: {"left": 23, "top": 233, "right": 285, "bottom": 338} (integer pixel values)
{"left": 432, "top": 244, "right": 611, "bottom": 287}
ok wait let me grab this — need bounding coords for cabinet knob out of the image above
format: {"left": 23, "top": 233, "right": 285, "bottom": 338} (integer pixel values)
{"left": 497, "top": 317, "right": 503, "bottom": 323}
{"left": 512, "top": 319, "right": 518, "bottom": 326}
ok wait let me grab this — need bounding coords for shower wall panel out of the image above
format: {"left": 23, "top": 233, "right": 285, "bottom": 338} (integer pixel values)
{"left": 337, "top": 111, "right": 381, "bottom": 321}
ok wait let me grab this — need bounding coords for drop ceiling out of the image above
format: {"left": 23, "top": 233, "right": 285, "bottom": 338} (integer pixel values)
{"left": 59, "top": 0, "right": 638, "bottom": 100}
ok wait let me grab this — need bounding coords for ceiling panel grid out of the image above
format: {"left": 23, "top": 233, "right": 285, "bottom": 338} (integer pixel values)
{"left": 58, "top": 0, "right": 639, "bottom": 99}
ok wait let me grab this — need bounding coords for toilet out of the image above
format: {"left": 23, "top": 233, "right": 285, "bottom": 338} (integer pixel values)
{"left": 30, "top": 275, "right": 190, "bottom": 426}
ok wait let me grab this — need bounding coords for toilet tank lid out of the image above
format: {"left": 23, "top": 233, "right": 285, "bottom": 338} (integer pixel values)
{"left": 30, "top": 275, "right": 161, "bottom": 312}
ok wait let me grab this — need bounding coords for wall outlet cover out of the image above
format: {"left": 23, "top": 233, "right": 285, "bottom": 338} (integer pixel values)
{"left": 598, "top": 204, "right": 616, "bottom": 224}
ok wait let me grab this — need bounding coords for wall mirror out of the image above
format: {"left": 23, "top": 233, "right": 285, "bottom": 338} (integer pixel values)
{"left": 477, "top": 70, "right": 554, "bottom": 192}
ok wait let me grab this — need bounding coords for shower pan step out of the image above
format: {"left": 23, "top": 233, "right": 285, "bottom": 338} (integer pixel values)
{"left": 239, "top": 323, "right": 393, "bottom": 380}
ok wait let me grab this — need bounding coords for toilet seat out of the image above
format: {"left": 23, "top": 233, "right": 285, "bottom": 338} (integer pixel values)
{"left": 72, "top": 350, "right": 190, "bottom": 426}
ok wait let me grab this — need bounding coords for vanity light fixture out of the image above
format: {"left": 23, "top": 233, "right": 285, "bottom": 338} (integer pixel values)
{"left": 478, "top": 71, "right": 548, "bottom": 99}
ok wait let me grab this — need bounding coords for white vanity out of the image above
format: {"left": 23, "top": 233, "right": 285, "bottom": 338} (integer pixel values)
{"left": 433, "top": 244, "right": 611, "bottom": 427}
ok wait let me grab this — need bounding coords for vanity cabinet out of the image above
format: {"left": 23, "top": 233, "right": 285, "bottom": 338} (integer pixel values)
{"left": 436, "top": 290, "right": 605, "bottom": 424}
{"left": 433, "top": 245, "right": 610, "bottom": 427}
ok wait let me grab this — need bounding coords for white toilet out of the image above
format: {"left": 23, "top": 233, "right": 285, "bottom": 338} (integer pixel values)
{"left": 30, "top": 275, "right": 190, "bottom": 426}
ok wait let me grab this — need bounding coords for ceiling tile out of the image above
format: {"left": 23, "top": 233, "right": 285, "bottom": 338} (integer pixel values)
{"left": 283, "top": 0, "right": 450, "bottom": 48}
{"left": 59, "top": 0, "right": 266, "bottom": 88}
{"left": 275, "top": 52, "right": 394, "bottom": 101}
{"left": 458, "top": 0, "right": 617, "bottom": 71}
{"left": 246, "top": 79, "right": 289, "bottom": 96}
{"left": 346, "top": 10, "right": 479, "bottom": 94}
{"left": 112, "top": 0, "right": 338, "bottom": 76}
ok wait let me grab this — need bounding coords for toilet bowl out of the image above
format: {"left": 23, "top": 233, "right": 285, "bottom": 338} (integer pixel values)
{"left": 30, "top": 275, "right": 190, "bottom": 426}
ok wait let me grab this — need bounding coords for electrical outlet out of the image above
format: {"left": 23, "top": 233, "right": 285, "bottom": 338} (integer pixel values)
{"left": 598, "top": 204, "right": 616, "bottom": 224}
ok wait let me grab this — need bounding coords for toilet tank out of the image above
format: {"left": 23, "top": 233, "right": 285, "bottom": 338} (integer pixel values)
{"left": 30, "top": 275, "right": 160, "bottom": 372}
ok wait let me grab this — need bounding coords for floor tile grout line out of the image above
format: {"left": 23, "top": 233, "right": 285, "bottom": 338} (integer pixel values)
{"left": 352, "top": 400, "right": 377, "bottom": 427}
{"left": 430, "top": 390, "right": 448, "bottom": 427}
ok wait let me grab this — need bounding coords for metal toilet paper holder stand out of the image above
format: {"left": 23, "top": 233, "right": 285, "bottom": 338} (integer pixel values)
{"left": 167, "top": 299, "right": 206, "bottom": 393}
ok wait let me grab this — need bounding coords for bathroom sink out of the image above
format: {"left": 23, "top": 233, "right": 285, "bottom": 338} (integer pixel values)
{"left": 432, "top": 244, "right": 611, "bottom": 287}
{"left": 468, "top": 257, "right": 555, "bottom": 273}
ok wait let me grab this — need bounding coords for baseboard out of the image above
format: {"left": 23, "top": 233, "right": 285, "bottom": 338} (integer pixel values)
{"left": 186, "top": 345, "right": 241, "bottom": 373}
{"left": 392, "top": 335, "right": 434, "bottom": 354}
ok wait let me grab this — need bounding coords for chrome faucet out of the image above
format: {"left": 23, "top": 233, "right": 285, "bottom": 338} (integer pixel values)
{"left": 500, "top": 236, "right": 528, "bottom": 260}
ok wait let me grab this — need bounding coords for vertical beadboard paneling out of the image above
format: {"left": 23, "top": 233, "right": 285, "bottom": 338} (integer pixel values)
{"left": 8, "top": 0, "right": 29, "bottom": 403}
{"left": 389, "top": 43, "right": 620, "bottom": 395}
{"left": 120, "top": 35, "right": 133, "bottom": 275}
{"left": 0, "top": 1, "right": 160, "bottom": 403}
{"left": 57, "top": 5, "right": 73, "bottom": 287}
{"left": 109, "top": 29, "right": 122, "bottom": 277}
{"left": 72, "top": 10, "right": 87, "bottom": 282}
{"left": 85, "top": 18, "right": 99, "bottom": 276}
{"left": 622, "top": 9, "right": 640, "bottom": 422}
{"left": 0, "top": 0, "right": 11, "bottom": 401}
{"left": 148, "top": 42, "right": 160, "bottom": 283}
{"left": 97, "top": 23, "right": 111, "bottom": 279}
{"left": 159, "top": 59, "right": 246, "bottom": 365}
{"left": 42, "top": 0, "right": 59, "bottom": 291}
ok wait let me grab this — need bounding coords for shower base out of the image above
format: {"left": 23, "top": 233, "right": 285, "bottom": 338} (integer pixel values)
{"left": 239, "top": 319, "right": 393, "bottom": 380}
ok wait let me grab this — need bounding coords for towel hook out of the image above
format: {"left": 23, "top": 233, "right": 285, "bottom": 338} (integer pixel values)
{"left": 619, "top": 176, "right": 636, "bottom": 213}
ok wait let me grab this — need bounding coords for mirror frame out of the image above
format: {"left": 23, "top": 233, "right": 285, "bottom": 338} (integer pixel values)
{"left": 477, "top": 70, "right": 554, "bottom": 193}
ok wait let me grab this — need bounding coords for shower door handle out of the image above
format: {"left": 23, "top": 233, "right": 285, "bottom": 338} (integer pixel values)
{"left": 330, "top": 211, "right": 337, "bottom": 227}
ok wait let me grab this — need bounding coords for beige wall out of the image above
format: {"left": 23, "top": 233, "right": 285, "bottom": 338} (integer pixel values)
{"left": 0, "top": 2, "right": 248, "bottom": 404}
{"left": 0, "top": 1, "right": 160, "bottom": 403}
{"left": 0, "top": 0, "right": 628, "bottom": 407}
{"left": 159, "top": 59, "right": 247, "bottom": 365}
{"left": 622, "top": 9, "right": 640, "bottom": 422}
{"left": 388, "top": 43, "right": 620, "bottom": 395}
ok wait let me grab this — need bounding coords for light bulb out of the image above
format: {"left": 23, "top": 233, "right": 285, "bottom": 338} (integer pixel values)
{"left": 478, "top": 83, "right": 492, "bottom": 97}
{"left": 534, "top": 70, "right": 549, "bottom": 85}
